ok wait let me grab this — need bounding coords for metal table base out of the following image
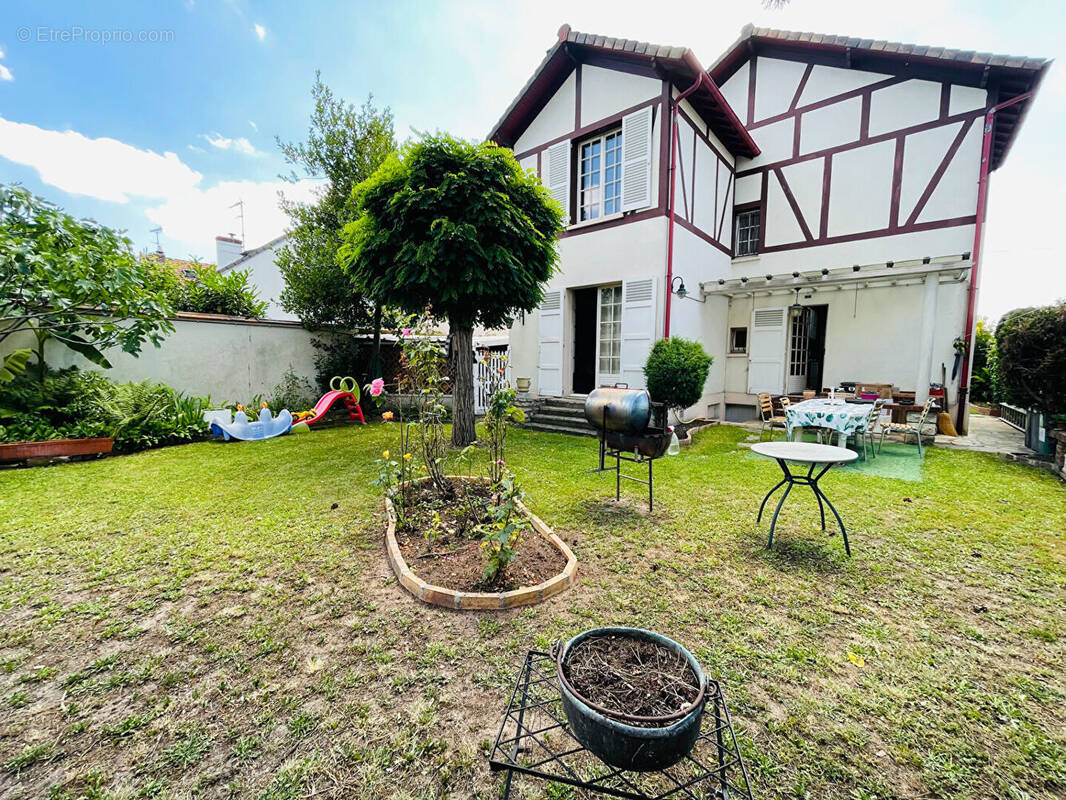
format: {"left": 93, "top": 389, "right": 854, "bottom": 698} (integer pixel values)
{"left": 756, "top": 458, "right": 851, "bottom": 556}
{"left": 489, "top": 650, "right": 754, "bottom": 799}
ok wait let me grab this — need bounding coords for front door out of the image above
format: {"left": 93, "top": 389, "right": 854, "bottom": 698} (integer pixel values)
{"left": 597, "top": 284, "right": 623, "bottom": 387}
{"left": 572, "top": 287, "right": 598, "bottom": 394}
{"left": 787, "top": 304, "right": 828, "bottom": 393}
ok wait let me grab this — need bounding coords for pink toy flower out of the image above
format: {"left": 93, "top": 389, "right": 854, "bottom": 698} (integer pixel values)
{"left": 370, "top": 378, "right": 385, "bottom": 397}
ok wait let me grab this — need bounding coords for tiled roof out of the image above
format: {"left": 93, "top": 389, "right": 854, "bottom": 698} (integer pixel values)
{"left": 711, "top": 24, "right": 1050, "bottom": 74}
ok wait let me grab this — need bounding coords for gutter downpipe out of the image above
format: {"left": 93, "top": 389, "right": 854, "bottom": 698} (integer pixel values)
{"left": 665, "top": 71, "right": 706, "bottom": 339}
{"left": 956, "top": 90, "right": 1033, "bottom": 433}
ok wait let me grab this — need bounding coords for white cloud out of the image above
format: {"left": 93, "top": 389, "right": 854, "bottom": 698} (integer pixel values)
{"left": 146, "top": 178, "right": 320, "bottom": 261}
{"left": 0, "top": 116, "right": 202, "bottom": 202}
{"left": 254, "top": 23, "right": 266, "bottom": 41}
{"left": 0, "top": 48, "right": 13, "bottom": 82}
{"left": 201, "top": 132, "right": 260, "bottom": 156}
{"left": 248, "top": 120, "right": 258, "bottom": 132}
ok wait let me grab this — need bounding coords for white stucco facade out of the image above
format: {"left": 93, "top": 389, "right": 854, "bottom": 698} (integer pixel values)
{"left": 491, "top": 26, "right": 1042, "bottom": 430}
{"left": 218, "top": 235, "right": 296, "bottom": 322}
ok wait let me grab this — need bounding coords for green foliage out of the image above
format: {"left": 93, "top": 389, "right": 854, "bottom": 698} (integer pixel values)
{"left": 994, "top": 304, "right": 1066, "bottom": 417}
{"left": 340, "top": 134, "right": 565, "bottom": 445}
{"left": 145, "top": 258, "right": 267, "bottom": 319}
{"left": 0, "top": 185, "right": 173, "bottom": 372}
{"left": 0, "top": 367, "right": 210, "bottom": 451}
{"left": 399, "top": 317, "right": 450, "bottom": 494}
{"left": 0, "top": 349, "right": 31, "bottom": 387}
{"left": 269, "top": 368, "right": 317, "bottom": 414}
{"left": 643, "top": 337, "right": 713, "bottom": 412}
{"left": 276, "top": 76, "right": 396, "bottom": 332}
{"left": 969, "top": 318, "right": 997, "bottom": 404}
{"left": 476, "top": 472, "right": 529, "bottom": 583}
{"left": 341, "top": 134, "right": 565, "bottom": 331}
{"left": 478, "top": 350, "right": 524, "bottom": 483}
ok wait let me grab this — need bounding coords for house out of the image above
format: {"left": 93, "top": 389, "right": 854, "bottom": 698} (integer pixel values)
{"left": 490, "top": 24, "right": 1048, "bottom": 432}
{"left": 215, "top": 234, "right": 296, "bottom": 321}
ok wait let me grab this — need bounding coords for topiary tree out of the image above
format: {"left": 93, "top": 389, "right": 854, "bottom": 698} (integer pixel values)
{"left": 994, "top": 303, "right": 1066, "bottom": 418}
{"left": 0, "top": 185, "right": 173, "bottom": 384}
{"left": 643, "top": 337, "right": 713, "bottom": 421}
{"left": 339, "top": 135, "right": 565, "bottom": 446}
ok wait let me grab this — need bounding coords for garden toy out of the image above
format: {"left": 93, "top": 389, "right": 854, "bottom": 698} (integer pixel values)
{"left": 209, "top": 406, "right": 293, "bottom": 441}
{"left": 301, "top": 376, "right": 366, "bottom": 426}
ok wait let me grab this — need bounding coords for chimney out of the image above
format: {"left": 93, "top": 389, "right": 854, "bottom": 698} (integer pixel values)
{"left": 215, "top": 235, "right": 243, "bottom": 269}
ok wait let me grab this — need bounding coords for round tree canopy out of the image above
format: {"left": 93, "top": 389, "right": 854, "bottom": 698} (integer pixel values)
{"left": 339, "top": 135, "right": 565, "bottom": 331}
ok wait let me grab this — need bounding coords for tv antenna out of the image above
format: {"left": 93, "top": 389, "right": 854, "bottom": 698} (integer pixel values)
{"left": 149, "top": 226, "right": 163, "bottom": 252}
{"left": 229, "top": 199, "right": 245, "bottom": 244}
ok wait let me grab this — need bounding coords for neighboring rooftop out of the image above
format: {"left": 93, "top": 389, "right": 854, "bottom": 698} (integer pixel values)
{"left": 710, "top": 24, "right": 1051, "bottom": 170}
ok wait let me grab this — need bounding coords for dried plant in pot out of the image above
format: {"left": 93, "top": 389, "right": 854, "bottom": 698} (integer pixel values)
{"left": 554, "top": 627, "right": 707, "bottom": 772}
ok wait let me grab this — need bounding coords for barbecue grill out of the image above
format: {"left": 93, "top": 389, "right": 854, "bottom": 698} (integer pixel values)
{"left": 585, "top": 386, "right": 675, "bottom": 511}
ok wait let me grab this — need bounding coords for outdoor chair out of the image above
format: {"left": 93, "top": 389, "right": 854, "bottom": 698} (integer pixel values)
{"left": 878, "top": 397, "right": 935, "bottom": 457}
{"left": 758, "top": 393, "right": 788, "bottom": 441}
{"left": 852, "top": 398, "right": 888, "bottom": 459}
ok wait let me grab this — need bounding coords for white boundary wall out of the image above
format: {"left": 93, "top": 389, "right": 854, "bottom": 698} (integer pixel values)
{"left": 1, "top": 313, "right": 320, "bottom": 403}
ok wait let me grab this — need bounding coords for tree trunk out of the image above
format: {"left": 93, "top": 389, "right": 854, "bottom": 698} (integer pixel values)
{"left": 34, "top": 328, "right": 47, "bottom": 387}
{"left": 450, "top": 324, "right": 476, "bottom": 446}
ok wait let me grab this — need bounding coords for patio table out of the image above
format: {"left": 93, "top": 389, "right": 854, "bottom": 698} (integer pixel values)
{"left": 751, "top": 441, "right": 858, "bottom": 556}
{"left": 786, "top": 398, "right": 874, "bottom": 446}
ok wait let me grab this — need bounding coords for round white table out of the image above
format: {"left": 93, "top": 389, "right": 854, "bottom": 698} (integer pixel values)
{"left": 750, "top": 442, "right": 859, "bottom": 555}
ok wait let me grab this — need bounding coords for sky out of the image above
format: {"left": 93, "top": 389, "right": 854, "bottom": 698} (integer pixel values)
{"left": 0, "top": 0, "right": 1062, "bottom": 323}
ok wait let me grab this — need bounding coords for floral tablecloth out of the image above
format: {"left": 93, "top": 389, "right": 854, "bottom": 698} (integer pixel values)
{"left": 786, "top": 399, "right": 874, "bottom": 442}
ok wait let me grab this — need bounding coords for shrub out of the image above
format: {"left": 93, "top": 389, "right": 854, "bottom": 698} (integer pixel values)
{"left": 269, "top": 368, "right": 318, "bottom": 414}
{"left": 994, "top": 304, "right": 1066, "bottom": 419}
{"left": 146, "top": 258, "right": 267, "bottom": 319}
{"left": 643, "top": 337, "right": 713, "bottom": 416}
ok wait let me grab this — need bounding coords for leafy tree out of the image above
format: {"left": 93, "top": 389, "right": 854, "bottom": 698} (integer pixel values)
{"left": 340, "top": 135, "right": 565, "bottom": 446}
{"left": 994, "top": 303, "right": 1066, "bottom": 417}
{"left": 969, "top": 317, "right": 997, "bottom": 404}
{"left": 276, "top": 75, "right": 396, "bottom": 377}
{"left": 644, "top": 337, "right": 713, "bottom": 419}
{"left": 0, "top": 185, "right": 173, "bottom": 384}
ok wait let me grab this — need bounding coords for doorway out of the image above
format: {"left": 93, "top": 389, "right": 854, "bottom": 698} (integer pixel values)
{"left": 786, "top": 304, "right": 828, "bottom": 392}
{"left": 572, "top": 287, "right": 598, "bottom": 394}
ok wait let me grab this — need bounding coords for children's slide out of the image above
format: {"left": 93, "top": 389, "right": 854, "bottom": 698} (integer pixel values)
{"left": 303, "top": 390, "right": 365, "bottom": 426}
{"left": 300, "top": 376, "right": 366, "bottom": 426}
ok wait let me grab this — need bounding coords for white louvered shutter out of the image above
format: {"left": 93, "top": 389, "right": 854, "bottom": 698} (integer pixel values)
{"left": 620, "top": 106, "right": 654, "bottom": 212}
{"left": 537, "top": 290, "right": 564, "bottom": 397}
{"left": 620, "top": 277, "right": 657, "bottom": 389}
{"left": 544, "top": 140, "right": 571, "bottom": 222}
{"left": 747, "top": 307, "right": 787, "bottom": 394}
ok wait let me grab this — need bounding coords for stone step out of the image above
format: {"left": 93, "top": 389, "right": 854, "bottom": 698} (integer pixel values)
{"left": 534, "top": 411, "right": 591, "bottom": 427}
{"left": 524, "top": 421, "right": 596, "bottom": 437}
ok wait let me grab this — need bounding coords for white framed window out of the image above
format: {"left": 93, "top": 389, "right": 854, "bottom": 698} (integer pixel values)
{"left": 729, "top": 327, "right": 748, "bottom": 354}
{"left": 579, "top": 130, "right": 622, "bottom": 222}
{"left": 598, "top": 284, "right": 622, "bottom": 377}
{"left": 734, "top": 208, "right": 761, "bottom": 257}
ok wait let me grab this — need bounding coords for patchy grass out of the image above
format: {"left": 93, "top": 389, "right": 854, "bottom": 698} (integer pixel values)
{"left": 0, "top": 423, "right": 1063, "bottom": 799}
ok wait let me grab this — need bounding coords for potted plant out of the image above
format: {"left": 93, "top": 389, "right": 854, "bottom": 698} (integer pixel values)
{"left": 554, "top": 627, "right": 706, "bottom": 772}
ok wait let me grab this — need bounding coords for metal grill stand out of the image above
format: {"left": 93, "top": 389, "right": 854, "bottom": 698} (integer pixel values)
{"left": 489, "top": 651, "right": 754, "bottom": 800}
{"left": 587, "top": 401, "right": 670, "bottom": 512}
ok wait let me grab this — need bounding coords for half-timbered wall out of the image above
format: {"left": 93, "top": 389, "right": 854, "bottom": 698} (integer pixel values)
{"left": 719, "top": 56, "right": 986, "bottom": 275}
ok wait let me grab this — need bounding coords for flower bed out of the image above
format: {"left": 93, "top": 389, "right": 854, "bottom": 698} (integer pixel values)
{"left": 384, "top": 476, "right": 576, "bottom": 610}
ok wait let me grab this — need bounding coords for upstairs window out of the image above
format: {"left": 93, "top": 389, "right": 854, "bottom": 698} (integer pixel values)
{"left": 579, "top": 130, "right": 622, "bottom": 221}
{"left": 734, "top": 208, "right": 761, "bottom": 257}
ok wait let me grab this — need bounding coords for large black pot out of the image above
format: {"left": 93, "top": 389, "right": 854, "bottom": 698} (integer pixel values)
{"left": 555, "top": 627, "right": 706, "bottom": 772}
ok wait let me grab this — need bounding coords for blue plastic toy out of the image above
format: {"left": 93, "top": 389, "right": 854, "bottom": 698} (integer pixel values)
{"left": 209, "top": 407, "right": 293, "bottom": 441}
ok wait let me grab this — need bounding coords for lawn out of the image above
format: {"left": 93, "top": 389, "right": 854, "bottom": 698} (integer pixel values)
{"left": 1, "top": 423, "right": 1064, "bottom": 799}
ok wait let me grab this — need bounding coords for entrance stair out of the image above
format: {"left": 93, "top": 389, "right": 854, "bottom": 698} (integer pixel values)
{"left": 521, "top": 395, "right": 595, "bottom": 437}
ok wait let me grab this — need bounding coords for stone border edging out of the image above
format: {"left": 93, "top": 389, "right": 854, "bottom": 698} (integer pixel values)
{"left": 384, "top": 477, "right": 577, "bottom": 610}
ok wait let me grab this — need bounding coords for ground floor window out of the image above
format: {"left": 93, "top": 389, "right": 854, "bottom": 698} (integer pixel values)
{"left": 729, "top": 326, "right": 748, "bottom": 354}
{"left": 598, "top": 285, "right": 622, "bottom": 376}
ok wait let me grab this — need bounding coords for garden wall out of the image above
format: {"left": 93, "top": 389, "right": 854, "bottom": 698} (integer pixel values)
{"left": 1, "top": 313, "right": 320, "bottom": 403}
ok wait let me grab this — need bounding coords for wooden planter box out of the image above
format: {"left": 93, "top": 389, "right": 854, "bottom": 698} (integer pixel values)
{"left": 0, "top": 437, "right": 114, "bottom": 462}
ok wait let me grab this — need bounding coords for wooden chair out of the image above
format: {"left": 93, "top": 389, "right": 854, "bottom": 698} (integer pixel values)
{"left": 879, "top": 397, "right": 935, "bottom": 457}
{"left": 758, "top": 393, "right": 788, "bottom": 441}
{"left": 802, "top": 390, "right": 816, "bottom": 400}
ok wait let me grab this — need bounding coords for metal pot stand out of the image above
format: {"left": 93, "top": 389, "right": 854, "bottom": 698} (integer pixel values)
{"left": 489, "top": 651, "right": 754, "bottom": 799}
